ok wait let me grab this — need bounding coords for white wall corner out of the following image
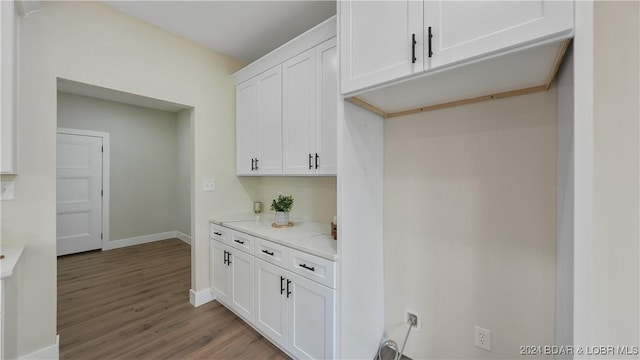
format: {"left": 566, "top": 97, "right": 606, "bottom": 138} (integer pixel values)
{"left": 176, "top": 231, "right": 191, "bottom": 245}
{"left": 19, "top": 335, "right": 59, "bottom": 360}
{"left": 190, "top": 288, "right": 215, "bottom": 307}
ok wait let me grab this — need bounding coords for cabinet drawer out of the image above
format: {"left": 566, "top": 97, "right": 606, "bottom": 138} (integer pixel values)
{"left": 229, "top": 229, "right": 254, "bottom": 254}
{"left": 288, "top": 249, "right": 335, "bottom": 288}
{"left": 210, "top": 224, "right": 230, "bottom": 245}
{"left": 254, "top": 238, "right": 288, "bottom": 268}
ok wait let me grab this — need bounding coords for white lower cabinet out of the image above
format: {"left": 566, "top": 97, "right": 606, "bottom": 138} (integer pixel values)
{"left": 210, "top": 240, "right": 254, "bottom": 323}
{"left": 211, "top": 223, "right": 336, "bottom": 359}
{"left": 255, "top": 259, "right": 335, "bottom": 360}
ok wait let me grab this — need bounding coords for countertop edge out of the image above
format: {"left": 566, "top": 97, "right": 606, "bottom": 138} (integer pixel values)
{"left": 210, "top": 219, "right": 337, "bottom": 261}
{"left": 1, "top": 244, "right": 25, "bottom": 279}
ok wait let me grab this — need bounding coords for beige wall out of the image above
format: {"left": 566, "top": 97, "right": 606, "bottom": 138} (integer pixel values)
{"left": 384, "top": 89, "right": 557, "bottom": 359}
{"left": 256, "top": 177, "right": 336, "bottom": 223}
{"left": 0, "top": 2, "right": 250, "bottom": 355}
{"left": 593, "top": 0, "right": 640, "bottom": 347}
{"left": 57, "top": 92, "right": 190, "bottom": 241}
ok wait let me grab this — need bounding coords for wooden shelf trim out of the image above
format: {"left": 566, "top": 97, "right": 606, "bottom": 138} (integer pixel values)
{"left": 346, "top": 39, "right": 572, "bottom": 120}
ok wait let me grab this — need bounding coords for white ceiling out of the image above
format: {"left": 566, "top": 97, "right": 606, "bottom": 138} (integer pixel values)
{"left": 103, "top": 1, "right": 337, "bottom": 64}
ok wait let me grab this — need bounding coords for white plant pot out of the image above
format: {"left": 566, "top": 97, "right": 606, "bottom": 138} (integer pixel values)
{"left": 275, "top": 211, "right": 289, "bottom": 226}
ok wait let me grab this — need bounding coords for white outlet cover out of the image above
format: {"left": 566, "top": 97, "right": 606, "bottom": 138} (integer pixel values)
{"left": 202, "top": 178, "right": 216, "bottom": 192}
{"left": 1, "top": 180, "right": 15, "bottom": 200}
{"left": 474, "top": 326, "right": 491, "bottom": 351}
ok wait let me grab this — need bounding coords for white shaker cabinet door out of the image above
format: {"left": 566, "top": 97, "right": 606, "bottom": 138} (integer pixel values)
{"left": 211, "top": 240, "right": 230, "bottom": 305}
{"left": 256, "top": 65, "right": 283, "bottom": 175}
{"left": 288, "top": 273, "right": 335, "bottom": 360}
{"left": 229, "top": 249, "right": 254, "bottom": 323}
{"left": 315, "top": 39, "right": 338, "bottom": 175}
{"left": 254, "top": 259, "right": 288, "bottom": 347}
{"left": 340, "top": 0, "right": 424, "bottom": 94}
{"left": 282, "top": 48, "right": 316, "bottom": 175}
{"left": 425, "top": 0, "right": 573, "bottom": 70}
{"left": 236, "top": 79, "right": 258, "bottom": 175}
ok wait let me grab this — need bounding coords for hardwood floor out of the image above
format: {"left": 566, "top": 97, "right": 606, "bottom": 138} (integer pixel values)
{"left": 57, "top": 239, "right": 290, "bottom": 360}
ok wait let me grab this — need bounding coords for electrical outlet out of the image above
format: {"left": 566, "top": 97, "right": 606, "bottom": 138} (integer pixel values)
{"left": 474, "top": 326, "right": 491, "bottom": 351}
{"left": 405, "top": 311, "right": 421, "bottom": 331}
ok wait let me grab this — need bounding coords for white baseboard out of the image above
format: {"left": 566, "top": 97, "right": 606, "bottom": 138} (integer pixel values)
{"left": 103, "top": 231, "right": 190, "bottom": 250}
{"left": 19, "top": 335, "right": 59, "bottom": 360}
{"left": 176, "top": 231, "right": 191, "bottom": 245}
{"left": 190, "top": 288, "right": 215, "bottom": 307}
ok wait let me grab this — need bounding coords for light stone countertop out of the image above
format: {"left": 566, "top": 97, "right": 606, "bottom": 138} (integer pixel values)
{"left": 210, "top": 215, "right": 337, "bottom": 261}
{"left": 1, "top": 244, "right": 25, "bottom": 279}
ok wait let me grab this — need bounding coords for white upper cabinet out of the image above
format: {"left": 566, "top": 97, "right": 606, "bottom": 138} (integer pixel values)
{"left": 340, "top": 0, "right": 424, "bottom": 94}
{"left": 315, "top": 39, "right": 338, "bottom": 175}
{"left": 339, "top": 0, "right": 573, "bottom": 96}
{"left": 283, "top": 49, "right": 316, "bottom": 175}
{"left": 283, "top": 38, "right": 338, "bottom": 176}
{"left": 425, "top": 1, "right": 574, "bottom": 69}
{"left": 235, "top": 65, "right": 283, "bottom": 176}
{"left": 234, "top": 17, "right": 337, "bottom": 177}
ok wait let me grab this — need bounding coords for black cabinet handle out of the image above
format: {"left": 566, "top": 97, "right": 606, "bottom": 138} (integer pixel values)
{"left": 223, "top": 250, "right": 228, "bottom": 265}
{"left": 251, "top": 158, "right": 255, "bottom": 171}
{"left": 226, "top": 251, "right": 232, "bottom": 266}
{"left": 262, "top": 249, "right": 274, "bottom": 256}
{"left": 308, "top": 153, "right": 313, "bottom": 169}
{"left": 412, "top": 33, "right": 417, "bottom": 63}
{"left": 280, "top": 276, "right": 285, "bottom": 295}
{"left": 255, "top": 158, "right": 259, "bottom": 170}
{"left": 428, "top": 26, "right": 433, "bottom": 58}
{"left": 214, "top": 232, "right": 222, "bottom": 236}
{"left": 315, "top": 153, "right": 319, "bottom": 169}
{"left": 234, "top": 239, "right": 245, "bottom": 245}
{"left": 286, "top": 279, "right": 292, "bottom": 298}
{"left": 299, "top": 263, "right": 315, "bottom": 272}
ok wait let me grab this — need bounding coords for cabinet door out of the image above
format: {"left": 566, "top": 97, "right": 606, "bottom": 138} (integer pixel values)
{"left": 283, "top": 48, "right": 316, "bottom": 175}
{"left": 254, "top": 259, "right": 288, "bottom": 347}
{"left": 236, "top": 79, "right": 258, "bottom": 175}
{"left": 288, "top": 274, "right": 335, "bottom": 360}
{"left": 340, "top": 0, "right": 424, "bottom": 94}
{"left": 229, "top": 249, "right": 254, "bottom": 323}
{"left": 315, "top": 39, "right": 338, "bottom": 175}
{"left": 425, "top": 1, "right": 573, "bottom": 69}
{"left": 256, "top": 65, "right": 283, "bottom": 175}
{"left": 211, "top": 241, "right": 230, "bottom": 305}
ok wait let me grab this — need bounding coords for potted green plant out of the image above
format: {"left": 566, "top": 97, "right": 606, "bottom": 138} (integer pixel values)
{"left": 271, "top": 194, "right": 294, "bottom": 226}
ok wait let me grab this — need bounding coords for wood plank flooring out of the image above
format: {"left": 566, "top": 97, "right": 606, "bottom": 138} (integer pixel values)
{"left": 57, "top": 239, "right": 289, "bottom": 360}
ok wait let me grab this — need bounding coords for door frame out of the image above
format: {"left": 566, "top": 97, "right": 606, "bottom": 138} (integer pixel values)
{"left": 57, "top": 127, "right": 110, "bottom": 251}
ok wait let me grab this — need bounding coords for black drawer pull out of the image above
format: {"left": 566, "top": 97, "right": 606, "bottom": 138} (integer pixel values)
{"left": 234, "top": 239, "right": 245, "bottom": 245}
{"left": 251, "top": 158, "right": 255, "bottom": 171}
{"left": 428, "top": 26, "right": 433, "bottom": 58}
{"left": 214, "top": 232, "right": 222, "bottom": 236}
{"left": 308, "top": 153, "right": 313, "bottom": 169}
{"left": 286, "top": 279, "right": 292, "bottom": 298}
{"left": 280, "top": 276, "right": 285, "bottom": 295}
{"left": 299, "top": 263, "right": 315, "bottom": 272}
{"left": 411, "top": 33, "right": 417, "bottom": 63}
{"left": 255, "top": 158, "right": 259, "bottom": 170}
{"left": 262, "top": 249, "right": 274, "bottom": 256}
{"left": 315, "top": 153, "right": 319, "bottom": 169}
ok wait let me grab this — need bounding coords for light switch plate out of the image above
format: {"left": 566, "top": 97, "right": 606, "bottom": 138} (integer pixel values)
{"left": 202, "top": 178, "right": 216, "bottom": 192}
{"left": 1, "top": 180, "right": 15, "bottom": 200}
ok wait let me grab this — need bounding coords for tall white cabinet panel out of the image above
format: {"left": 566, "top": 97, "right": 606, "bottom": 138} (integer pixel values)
{"left": 256, "top": 66, "right": 283, "bottom": 175}
{"left": 229, "top": 249, "right": 254, "bottom": 322}
{"left": 425, "top": 1, "right": 574, "bottom": 69}
{"left": 283, "top": 49, "right": 316, "bottom": 175}
{"left": 340, "top": 0, "right": 424, "bottom": 94}
{"left": 315, "top": 39, "right": 338, "bottom": 175}
{"left": 235, "top": 80, "right": 258, "bottom": 175}
{"left": 288, "top": 273, "right": 335, "bottom": 360}
{"left": 211, "top": 240, "right": 230, "bottom": 304}
{"left": 254, "top": 259, "right": 288, "bottom": 346}
{"left": 0, "top": 0, "right": 17, "bottom": 174}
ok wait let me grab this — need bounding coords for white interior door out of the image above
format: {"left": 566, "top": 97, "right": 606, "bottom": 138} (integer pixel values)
{"left": 56, "top": 133, "right": 103, "bottom": 256}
